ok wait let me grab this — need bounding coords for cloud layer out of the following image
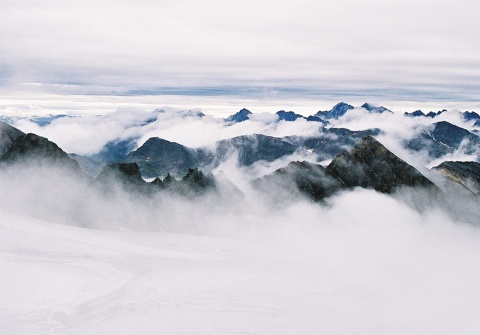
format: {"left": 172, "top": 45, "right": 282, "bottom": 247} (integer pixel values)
{"left": 1, "top": 0, "right": 480, "bottom": 112}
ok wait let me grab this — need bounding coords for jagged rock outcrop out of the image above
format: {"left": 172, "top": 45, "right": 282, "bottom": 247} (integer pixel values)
{"left": 0, "top": 133, "right": 80, "bottom": 171}
{"left": 0, "top": 121, "right": 25, "bottom": 157}
{"left": 258, "top": 136, "right": 439, "bottom": 202}
{"left": 150, "top": 168, "right": 216, "bottom": 196}
{"left": 404, "top": 110, "right": 426, "bottom": 117}
{"left": 96, "top": 162, "right": 145, "bottom": 187}
{"left": 432, "top": 161, "right": 480, "bottom": 195}
{"left": 326, "top": 136, "right": 438, "bottom": 193}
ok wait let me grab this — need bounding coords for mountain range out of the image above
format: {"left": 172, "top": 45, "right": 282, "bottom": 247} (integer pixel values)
{"left": 1, "top": 114, "right": 478, "bottom": 212}
{"left": 1, "top": 101, "right": 479, "bottom": 212}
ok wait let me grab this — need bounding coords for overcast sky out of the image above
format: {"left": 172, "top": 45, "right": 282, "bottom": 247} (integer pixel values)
{"left": 1, "top": 0, "right": 479, "bottom": 116}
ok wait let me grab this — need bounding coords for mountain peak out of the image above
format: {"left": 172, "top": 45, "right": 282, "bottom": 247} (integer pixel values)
{"left": 276, "top": 110, "right": 304, "bottom": 122}
{"left": 326, "top": 136, "right": 438, "bottom": 193}
{"left": 316, "top": 102, "right": 354, "bottom": 119}
{"left": 1, "top": 133, "right": 80, "bottom": 171}
{"left": 225, "top": 108, "right": 252, "bottom": 123}
{"left": 361, "top": 103, "right": 391, "bottom": 113}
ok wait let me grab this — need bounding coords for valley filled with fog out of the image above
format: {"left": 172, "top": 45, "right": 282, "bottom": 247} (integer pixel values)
{"left": 1, "top": 103, "right": 480, "bottom": 334}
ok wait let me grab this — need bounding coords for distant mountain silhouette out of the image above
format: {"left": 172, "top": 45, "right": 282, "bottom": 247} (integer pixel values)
{"left": 225, "top": 108, "right": 252, "bottom": 123}
{"left": 314, "top": 102, "right": 354, "bottom": 119}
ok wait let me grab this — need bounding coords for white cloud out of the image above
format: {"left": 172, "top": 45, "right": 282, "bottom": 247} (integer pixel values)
{"left": 1, "top": 0, "right": 479, "bottom": 108}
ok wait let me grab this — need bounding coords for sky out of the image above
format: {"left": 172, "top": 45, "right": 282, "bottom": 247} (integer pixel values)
{"left": 1, "top": 0, "right": 480, "bottom": 116}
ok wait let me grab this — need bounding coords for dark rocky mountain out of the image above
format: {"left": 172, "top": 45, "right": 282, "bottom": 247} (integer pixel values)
{"left": 0, "top": 133, "right": 80, "bottom": 171}
{"left": 361, "top": 103, "right": 392, "bottom": 114}
{"left": 257, "top": 161, "right": 344, "bottom": 202}
{"left": 276, "top": 111, "right": 304, "bottom": 122}
{"left": 0, "top": 121, "right": 25, "bottom": 157}
{"left": 404, "top": 110, "right": 426, "bottom": 117}
{"left": 432, "top": 161, "right": 480, "bottom": 195}
{"left": 315, "top": 102, "right": 354, "bottom": 119}
{"left": 258, "top": 136, "right": 439, "bottom": 202}
{"left": 463, "top": 111, "right": 479, "bottom": 122}
{"left": 70, "top": 138, "right": 139, "bottom": 177}
{"left": 174, "top": 168, "right": 216, "bottom": 196}
{"left": 305, "top": 115, "right": 330, "bottom": 124}
{"left": 405, "top": 110, "right": 447, "bottom": 118}
{"left": 326, "top": 136, "right": 438, "bottom": 193}
{"left": 90, "top": 138, "right": 138, "bottom": 164}
{"left": 300, "top": 127, "right": 381, "bottom": 161}
{"left": 95, "top": 162, "right": 216, "bottom": 196}
{"left": 225, "top": 108, "right": 252, "bottom": 123}
{"left": 96, "top": 162, "right": 145, "bottom": 189}
{"left": 406, "top": 121, "right": 480, "bottom": 159}
{"left": 428, "top": 110, "right": 447, "bottom": 118}
{"left": 212, "top": 134, "right": 297, "bottom": 167}
{"left": 123, "top": 137, "right": 198, "bottom": 178}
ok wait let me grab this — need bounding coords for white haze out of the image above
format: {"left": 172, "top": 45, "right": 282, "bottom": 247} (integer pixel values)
{"left": 10, "top": 108, "right": 325, "bottom": 154}
{"left": 8, "top": 105, "right": 479, "bottom": 177}
{"left": 1, "top": 159, "right": 480, "bottom": 333}
{"left": 1, "top": 108, "right": 480, "bottom": 333}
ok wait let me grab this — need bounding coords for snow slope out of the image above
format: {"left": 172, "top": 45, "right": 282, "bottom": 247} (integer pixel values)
{"left": 2, "top": 189, "right": 480, "bottom": 334}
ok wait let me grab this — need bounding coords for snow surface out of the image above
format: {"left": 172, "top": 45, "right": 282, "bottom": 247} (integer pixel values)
{"left": 1, "top": 200, "right": 480, "bottom": 334}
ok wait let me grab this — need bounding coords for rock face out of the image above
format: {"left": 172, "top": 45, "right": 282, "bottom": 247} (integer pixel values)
{"left": 276, "top": 111, "right": 304, "bottom": 122}
{"left": 315, "top": 102, "right": 354, "bottom": 119}
{"left": 361, "top": 103, "right": 392, "bottom": 114}
{"left": 0, "top": 133, "right": 80, "bottom": 171}
{"left": 95, "top": 163, "right": 216, "bottom": 196}
{"left": 259, "top": 136, "right": 438, "bottom": 202}
{"left": 225, "top": 108, "right": 252, "bottom": 123}
{"left": 0, "top": 121, "right": 25, "bottom": 157}
{"left": 326, "top": 136, "right": 437, "bottom": 193}
{"left": 404, "top": 110, "right": 426, "bottom": 117}
{"left": 258, "top": 161, "right": 344, "bottom": 202}
{"left": 463, "top": 111, "right": 480, "bottom": 122}
{"left": 213, "top": 134, "right": 297, "bottom": 166}
{"left": 406, "top": 121, "right": 480, "bottom": 159}
{"left": 96, "top": 162, "right": 145, "bottom": 187}
{"left": 302, "top": 127, "right": 381, "bottom": 160}
{"left": 433, "top": 161, "right": 480, "bottom": 195}
{"left": 123, "top": 137, "right": 198, "bottom": 178}
{"left": 305, "top": 115, "right": 330, "bottom": 124}
{"left": 90, "top": 138, "right": 138, "bottom": 164}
